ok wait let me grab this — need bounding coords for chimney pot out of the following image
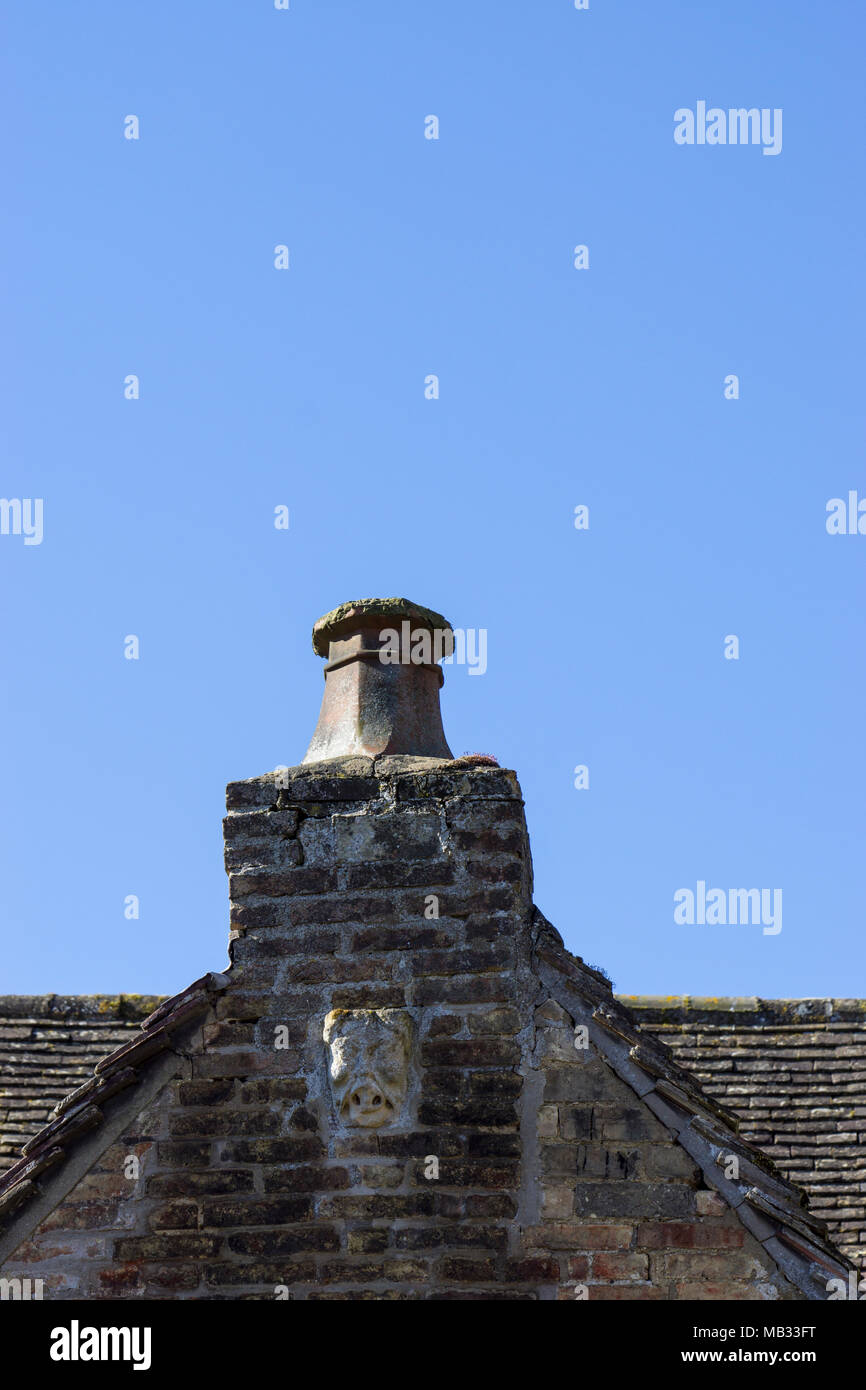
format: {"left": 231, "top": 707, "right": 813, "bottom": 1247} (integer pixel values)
{"left": 303, "top": 597, "right": 455, "bottom": 763}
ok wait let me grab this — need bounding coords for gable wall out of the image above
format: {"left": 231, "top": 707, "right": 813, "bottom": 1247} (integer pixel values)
{"left": 0, "top": 764, "right": 813, "bottom": 1299}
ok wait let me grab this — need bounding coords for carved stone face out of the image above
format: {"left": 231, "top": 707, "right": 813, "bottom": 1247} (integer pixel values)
{"left": 323, "top": 1009, "right": 412, "bottom": 1128}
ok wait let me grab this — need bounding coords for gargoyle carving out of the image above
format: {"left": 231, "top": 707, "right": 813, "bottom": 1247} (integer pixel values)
{"left": 323, "top": 1008, "right": 412, "bottom": 1128}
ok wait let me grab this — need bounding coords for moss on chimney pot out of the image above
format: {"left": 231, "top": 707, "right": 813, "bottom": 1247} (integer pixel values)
{"left": 311, "top": 597, "right": 453, "bottom": 657}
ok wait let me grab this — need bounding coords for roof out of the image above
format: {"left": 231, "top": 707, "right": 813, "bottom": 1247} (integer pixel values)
{"left": 619, "top": 996, "right": 866, "bottom": 1269}
{"left": 0, "top": 995, "right": 163, "bottom": 1174}
{"left": 0, "top": 977, "right": 227, "bottom": 1242}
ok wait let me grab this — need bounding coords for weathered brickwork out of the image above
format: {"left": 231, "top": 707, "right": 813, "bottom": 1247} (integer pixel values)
{"left": 527, "top": 1001, "right": 795, "bottom": 1300}
{"left": 0, "top": 760, "right": 851, "bottom": 1299}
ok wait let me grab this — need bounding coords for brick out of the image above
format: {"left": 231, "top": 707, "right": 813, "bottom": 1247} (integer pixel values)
{"left": 157, "top": 1141, "right": 213, "bottom": 1167}
{"left": 238, "top": 929, "right": 340, "bottom": 958}
{"left": 592, "top": 1252, "right": 648, "bottom": 1281}
{"left": 146, "top": 1267, "right": 201, "bottom": 1291}
{"left": 351, "top": 926, "right": 453, "bottom": 952}
{"left": 544, "top": 1063, "right": 614, "bottom": 1104}
{"left": 231, "top": 864, "right": 323, "bottom": 900}
{"left": 526, "top": 1223, "right": 632, "bottom": 1251}
{"left": 177, "top": 1080, "right": 236, "bottom": 1106}
{"left": 601, "top": 1109, "right": 670, "bottom": 1143}
{"left": 393, "top": 1227, "right": 448, "bottom": 1251}
{"left": 193, "top": 1052, "right": 287, "bottom": 1079}
{"left": 227, "top": 1226, "right": 340, "bottom": 1255}
{"left": 282, "top": 957, "right": 392, "bottom": 985}
{"left": 214, "top": 993, "right": 269, "bottom": 1021}
{"left": 452, "top": 827, "right": 524, "bottom": 854}
{"left": 315, "top": 1258, "right": 428, "bottom": 1284}
{"left": 468, "top": 1078, "right": 522, "bottom": 1110}
{"left": 418, "top": 1099, "right": 517, "bottom": 1128}
{"left": 465, "top": 1194, "right": 517, "bottom": 1219}
{"left": 541, "top": 1187, "right": 575, "bottom": 1219}
{"left": 289, "top": 895, "right": 400, "bottom": 926}
{"left": 262, "top": 1166, "right": 351, "bottom": 1193}
{"left": 435, "top": 1257, "right": 497, "bottom": 1282}
{"left": 656, "top": 1252, "right": 768, "bottom": 1282}
{"left": 97, "top": 1265, "right": 145, "bottom": 1295}
{"left": 319, "top": 1194, "right": 436, "bottom": 1220}
{"left": 223, "top": 1137, "right": 324, "bottom": 1163}
{"left": 360, "top": 1164, "right": 404, "bottom": 1189}
{"left": 348, "top": 1228, "right": 390, "bottom": 1254}
{"left": 147, "top": 1171, "right": 254, "bottom": 1198}
{"left": 148, "top": 1201, "right": 199, "bottom": 1231}
{"left": 446, "top": 1225, "right": 508, "bottom": 1251}
{"left": 637, "top": 1222, "right": 745, "bottom": 1251}
{"left": 434, "top": 1159, "right": 519, "bottom": 1188}
{"left": 467, "top": 1008, "right": 522, "bottom": 1036}
{"left": 115, "top": 1234, "right": 222, "bottom": 1260}
{"left": 308, "top": 1290, "right": 423, "bottom": 1301}
{"left": 411, "top": 947, "right": 512, "bottom": 978}
{"left": 169, "top": 1109, "right": 279, "bottom": 1138}
{"left": 546, "top": 1143, "right": 642, "bottom": 1181}
{"left": 201, "top": 1197, "right": 313, "bottom": 1227}
{"left": 413, "top": 978, "right": 512, "bottom": 1005}
{"left": 447, "top": 888, "right": 518, "bottom": 913}
{"left": 643, "top": 1145, "right": 698, "bottom": 1180}
{"left": 202, "top": 1021, "right": 256, "bottom": 1047}
{"left": 205, "top": 1261, "right": 316, "bottom": 1286}
{"left": 505, "top": 1257, "right": 560, "bottom": 1282}
{"left": 332, "top": 985, "right": 406, "bottom": 1009}
{"left": 431, "top": 1290, "right": 536, "bottom": 1302}
{"left": 230, "top": 903, "right": 285, "bottom": 929}
{"left": 674, "top": 1282, "right": 762, "bottom": 1301}
{"left": 223, "top": 808, "right": 299, "bottom": 839}
{"left": 280, "top": 776, "right": 379, "bottom": 803}
{"left": 225, "top": 780, "right": 277, "bottom": 809}
{"left": 331, "top": 811, "right": 441, "bottom": 860}
{"left": 559, "top": 1106, "right": 598, "bottom": 1141}
{"left": 239, "top": 1078, "right": 307, "bottom": 1103}
{"left": 573, "top": 1183, "right": 696, "bottom": 1220}
{"left": 420, "top": 1039, "right": 520, "bottom": 1067}
{"left": 345, "top": 862, "right": 455, "bottom": 890}
{"left": 582, "top": 1285, "right": 663, "bottom": 1301}
{"left": 465, "top": 858, "right": 523, "bottom": 883}
{"left": 376, "top": 1131, "right": 463, "bottom": 1159}
{"left": 396, "top": 770, "right": 518, "bottom": 801}
{"left": 422, "top": 1067, "right": 466, "bottom": 1097}
{"left": 464, "top": 1133, "right": 521, "bottom": 1158}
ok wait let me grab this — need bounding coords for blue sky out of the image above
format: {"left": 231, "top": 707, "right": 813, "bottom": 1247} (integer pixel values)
{"left": 1, "top": 0, "right": 863, "bottom": 1000}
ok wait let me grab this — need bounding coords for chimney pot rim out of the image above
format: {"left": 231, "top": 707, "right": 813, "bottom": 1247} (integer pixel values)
{"left": 311, "top": 596, "right": 453, "bottom": 657}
